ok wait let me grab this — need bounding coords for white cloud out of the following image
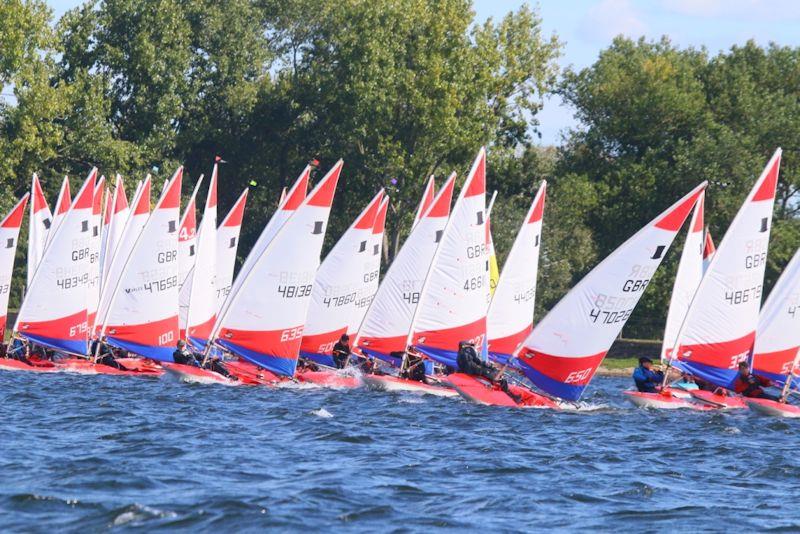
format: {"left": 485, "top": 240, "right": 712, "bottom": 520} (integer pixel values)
{"left": 579, "top": 0, "right": 648, "bottom": 43}
{"left": 661, "top": 0, "right": 800, "bottom": 20}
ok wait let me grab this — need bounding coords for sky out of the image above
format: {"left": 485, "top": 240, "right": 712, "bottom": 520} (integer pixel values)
{"left": 47, "top": 0, "right": 800, "bottom": 145}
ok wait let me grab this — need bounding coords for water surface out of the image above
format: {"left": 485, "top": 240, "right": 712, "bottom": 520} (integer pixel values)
{"left": 1, "top": 372, "right": 797, "bottom": 532}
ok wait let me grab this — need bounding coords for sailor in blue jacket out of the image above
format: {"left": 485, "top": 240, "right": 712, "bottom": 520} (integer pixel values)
{"left": 632, "top": 357, "right": 664, "bottom": 393}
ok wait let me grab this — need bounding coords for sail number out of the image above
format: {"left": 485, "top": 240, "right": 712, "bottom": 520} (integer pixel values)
{"left": 280, "top": 326, "right": 303, "bottom": 341}
{"left": 463, "top": 276, "right": 485, "bottom": 291}
{"left": 564, "top": 367, "right": 593, "bottom": 383}
{"left": 68, "top": 321, "right": 89, "bottom": 337}
{"left": 57, "top": 273, "right": 89, "bottom": 289}
{"left": 0, "top": 283, "right": 9, "bottom": 295}
{"left": 403, "top": 292, "right": 420, "bottom": 304}
{"left": 589, "top": 308, "right": 633, "bottom": 325}
{"left": 143, "top": 275, "right": 178, "bottom": 293}
{"left": 158, "top": 331, "right": 174, "bottom": 345}
{"left": 724, "top": 285, "right": 761, "bottom": 305}
{"left": 278, "top": 284, "right": 312, "bottom": 298}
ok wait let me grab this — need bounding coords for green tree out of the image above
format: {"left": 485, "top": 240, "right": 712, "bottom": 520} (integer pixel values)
{"left": 559, "top": 37, "right": 800, "bottom": 338}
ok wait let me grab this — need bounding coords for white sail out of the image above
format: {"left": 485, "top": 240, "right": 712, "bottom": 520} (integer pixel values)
{"left": 27, "top": 174, "right": 52, "bottom": 287}
{"left": 0, "top": 195, "right": 29, "bottom": 338}
{"left": 215, "top": 165, "right": 310, "bottom": 333}
{"left": 216, "top": 189, "right": 248, "bottom": 312}
{"left": 661, "top": 191, "right": 706, "bottom": 361}
{"left": 186, "top": 164, "right": 219, "bottom": 349}
{"left": 355, "top": 174, "right": 456, "bottom": 363}
{"left": 99, "top": 169, "right": 182, "bottom": 360}
{"left": 408, "top": 148, "right": 489, "bottom": 368}
{"left": 752, "top": 246, "right": 800, "bottom": 386}
{"left": 45, "top": 176, "right": 71, "bottom": 248}
{"left": 300, "top": 190, "right": 384, "bottom": 363}
{"left": 100, "top": 175, "right": 130, "bottom": 290}
{"left": 670, "top": 150, "right": 781, "bottom": 388}
{"left": 94, "top": 176, "right": 152, "bottom": 333}
{"left": 212, "top": 161, "right": 341, "bottom": 377}
{"left": 487, "top": 181, "right": 547, "bottom": 364}
{"left": 517, "top": 182, "right": 707, "bottom": 401}
{"left": 16, "top": 169, "right": 98, "bottom": 355}
{"left": 87, "top": 176, "right": 106, "bottom": 327}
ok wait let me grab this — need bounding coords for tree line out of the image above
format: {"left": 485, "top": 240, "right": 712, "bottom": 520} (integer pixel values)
{"left": 1, "top": 1, "right": 798, "bottom": 339}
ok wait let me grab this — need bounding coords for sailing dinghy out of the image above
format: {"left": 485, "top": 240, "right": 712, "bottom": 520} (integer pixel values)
{"left": 299, "top": 190, "right": 383, "bottom": 366}
{"left": 452, "top": 182, "right": 707, "bottom": 408}
{"left": 166, "top": 162, "right": 341, "bottom": 385}
{"left": 621, "top": 192, "right": 723, "bottom": 408}
{"left": 355, "top": 174, "right": 459, "bottom": 395}
{"left": 177, "top": 174, "right": 203, "bottom": 338}
{"left": 95, "top": 168, "right": 183, "bottom": 364}
{"left": 486, "top": 181, "right": 546, "bottom": 366}
{"left": 385, "top": 148, "right": 493, "bottom": 397}
{"left": 184, "top": 162, "right": 219, "bottom": 350}
{"left": 746, "top": 246, "right": 800, "bottom": 417}
{"left": 14, "top": 169, "right": 97, "bottom": 356}
{"left": 0, "top": 196, "right": 48, "bottom": 372}
{"left": 645, "top": 150, "right": 782, "bottom": 409}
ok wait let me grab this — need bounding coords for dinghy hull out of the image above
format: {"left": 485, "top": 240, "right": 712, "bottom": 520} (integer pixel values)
{"left": 58, "top": 357, "right": 163, "bottom": 377}
{"left": 446, "top": 373, "right": 560, "bottom": 408}
{"left": 623, "top": 390, "right": 709, "bottom": 410}
{"left": 296, "top": 369, "right": 361, "bottom": 389}
{"left": 688, "top": 390, "right": 748, "bottom": 409}
{"left": 0, "top": 357, "right": 59, "bottom": 373}
{"left": 745, "top": 398, "right": 800, "bottom": 418}
{"left": 362, "top": 374, "right": 458, "bottom": 397}
{"left": 162, "top": 362, "right": 239, "bottom": 385}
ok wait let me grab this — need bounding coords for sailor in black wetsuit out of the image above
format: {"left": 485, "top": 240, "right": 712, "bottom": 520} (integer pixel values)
{"left": 400, "top": 353, "right": 428, "bottom": 383}
{"left": 206, "top": 355, "right": 236, "bottom": 379}
{"left": 456, "top": 340, "right": 521, "bottom": 402}
{"left": 92, "top": 337, "right": 128, "bottom": 370}
{"left": 332, "top": 334, "right": 351, "bottom": 369}
{"left": 172, "top": 340, "right": 198, "bottom": 366}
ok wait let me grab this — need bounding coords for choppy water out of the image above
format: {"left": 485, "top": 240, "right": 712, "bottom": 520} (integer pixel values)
{"left": 1, "top": 371, "right": 798, "bottom": 532}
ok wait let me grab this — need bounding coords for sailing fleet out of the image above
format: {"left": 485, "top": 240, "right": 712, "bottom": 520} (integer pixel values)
{"left": 1, "top": 148, "right": 799, "bottom": 416}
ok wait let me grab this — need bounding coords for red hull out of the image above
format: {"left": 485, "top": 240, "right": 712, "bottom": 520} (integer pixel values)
{"left": 0, "top": 358, "right": 59, "bottom": 373}
{"left": 57, "top": 357, "right": 164, "bottom": 377}
{"left": 446, "top": 373, "right": 560, "bottom": 409}
{"left": 296, "top": 369, "right": 361, "bottom": 389}
{"left": 162, "top": 361, "right": 280, "bottom": 386}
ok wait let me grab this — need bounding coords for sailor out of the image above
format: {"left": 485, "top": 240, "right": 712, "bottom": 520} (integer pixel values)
{"left": 172, "top": 340, "right": 198, "bottom": 366}
{"left": 733, "top": 362, "right": 779, "bottom": 400}
{"left": 93, "top": 337, "right": 129, "bottom": 370}
{"left": 400, "top": 353, "right": 427, "bottom": 383}
{"left": 203, "top": 354, "right": 237, "bottom": 380}
{"left": 360, "top": 355, "right": 378, "bottom": 375}
{"left": 632, "top": 357, "right": 664, "bottom": 393}
{"left": 456, "top": 340, "right": 520, "bottom": 402}
{"left": 332, "top": 334, "right": 351, "bottom": 369}
{"left": 6, "top": 338, "right": 32, "bottom": 365}
{"left": 297, "top": 357, "right": 320, "bottom": 372}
